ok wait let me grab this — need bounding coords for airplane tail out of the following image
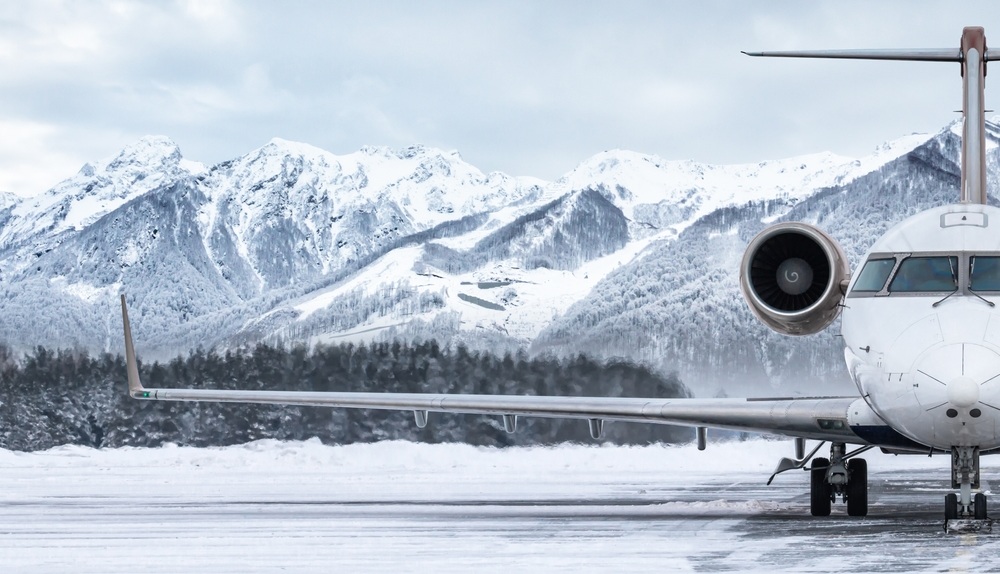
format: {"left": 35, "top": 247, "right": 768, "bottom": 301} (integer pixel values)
{"left": 745, "top": 27, "right": 988, "bottom": 205}
{"left": 120, "top": 295, "right": 148, "bottom": 398}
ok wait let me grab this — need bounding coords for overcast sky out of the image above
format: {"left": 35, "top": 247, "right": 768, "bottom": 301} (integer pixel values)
{"left": 2, "top": 1, "right": 1000, "bottom": 196}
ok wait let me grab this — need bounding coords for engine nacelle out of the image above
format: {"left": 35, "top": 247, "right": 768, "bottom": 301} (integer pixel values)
{"left": 739, "top": 222, "right": 850, "bottom": 336}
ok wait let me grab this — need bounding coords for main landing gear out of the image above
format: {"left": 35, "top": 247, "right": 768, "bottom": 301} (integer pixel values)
{"left": 945, "top": 446, "right": 988, "bottom": 522}
{"left": 809, "top": 442, "right": 869, "bottom": 517}
{"left": 768, "top": 440, "right": 870, "bottom": 516}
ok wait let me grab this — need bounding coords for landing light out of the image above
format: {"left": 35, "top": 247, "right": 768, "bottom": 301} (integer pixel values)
{"left": 817, "top": 418, "right": 846, "bottom": 430}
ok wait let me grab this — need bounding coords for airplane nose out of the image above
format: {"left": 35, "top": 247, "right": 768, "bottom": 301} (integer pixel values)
{"left": 911, "top": 343, "right": 1000, "bottom": 413}
{"left": 947, "top": 375, "right": 980, "bottom": 408}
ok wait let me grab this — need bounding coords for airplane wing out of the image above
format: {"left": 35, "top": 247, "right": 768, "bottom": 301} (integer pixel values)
{"left": 121, "top": 296, "right": 887, "bottom": 446}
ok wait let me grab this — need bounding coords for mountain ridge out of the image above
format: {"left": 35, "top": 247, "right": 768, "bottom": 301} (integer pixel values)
{"left": 0, "top": 124, "right": 971, "bottom": 397}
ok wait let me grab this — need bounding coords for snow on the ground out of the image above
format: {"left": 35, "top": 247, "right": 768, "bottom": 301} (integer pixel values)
{"left": 0, "top": 437, "right": 961, "bottom": 501}
{"left": 1, "top": 438, "right": 996, "bottom": 574}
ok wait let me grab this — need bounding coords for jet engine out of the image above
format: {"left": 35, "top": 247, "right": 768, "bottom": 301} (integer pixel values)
{"left": 739, "top": 222, "right": 850, "bottom": 336}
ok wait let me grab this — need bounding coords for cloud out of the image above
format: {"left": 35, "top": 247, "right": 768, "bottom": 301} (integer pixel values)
{"left": 0, "top": 119, "right": 86, "bottom": 195}
{"left": 2, "top": 1, "right": 1000, "bottom": 195}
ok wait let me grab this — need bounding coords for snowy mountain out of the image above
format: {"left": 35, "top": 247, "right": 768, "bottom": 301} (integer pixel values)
{"left": 0, "top": 121, "right": 985, "bottom": 397}
{"left": 532, "top": 121, "right": 1000, "bottom": 396}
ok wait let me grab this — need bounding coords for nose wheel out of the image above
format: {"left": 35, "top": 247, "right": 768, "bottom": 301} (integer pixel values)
{"left": 943, "top": 492, "right": 985, "bottom": 520}
{"left": 975, "top": 492, "right": 988, "bottom": 520}
{"left": 946, "top": 446, "right": 988, "bottom": 521}
{"left": 945, "top": 493, "right": 958, "bottom": 520}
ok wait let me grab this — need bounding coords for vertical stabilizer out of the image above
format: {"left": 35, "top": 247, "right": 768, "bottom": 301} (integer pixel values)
{"left": 960, "top": 27, "right": 988, "bottom": 204}
{"left": 745, "top": 26, "right": 991, "bottom": 204}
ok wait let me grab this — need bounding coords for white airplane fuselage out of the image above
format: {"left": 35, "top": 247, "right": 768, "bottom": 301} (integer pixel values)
{"left": 843, "top": 203, "right": 1000, "bottom": 451}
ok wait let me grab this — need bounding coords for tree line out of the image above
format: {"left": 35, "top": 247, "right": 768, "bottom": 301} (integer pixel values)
{"left": 0, "top": 341, "right": 692, "bottom": 451}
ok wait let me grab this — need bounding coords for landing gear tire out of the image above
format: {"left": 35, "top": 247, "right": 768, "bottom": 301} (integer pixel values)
{"left": 810, "top": 457, "right": 832, "bottom": 517}
{"left": 846, "top": 458, "right": 868, "bottom": 517}
{"left": 975, "top": 492, "right": 988, "bottom": 520}
{"left": 945, "top": 493, "right": 959, "bottom": 521}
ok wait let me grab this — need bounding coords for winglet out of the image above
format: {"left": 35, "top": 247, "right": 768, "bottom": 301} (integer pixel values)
{"left": 120, "top": 294, "right": 147, "bottom": 398}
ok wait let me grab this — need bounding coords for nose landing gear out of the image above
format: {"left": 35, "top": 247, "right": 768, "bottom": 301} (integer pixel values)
{"left": 945, "top": 446, "right": 990, "bottom": 532}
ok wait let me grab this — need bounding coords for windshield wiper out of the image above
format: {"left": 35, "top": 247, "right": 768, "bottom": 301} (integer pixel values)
{"left": 933, "top": 257, "right": 960, "bottom": 307}
{"left": 970, "top": 290, "right": 997, "bottom": 307}
{"left": 932, "top": 288, "right": 959, "bottom": 307}
{"left": 968, "top": 256, "right": 996, "bottom": 307}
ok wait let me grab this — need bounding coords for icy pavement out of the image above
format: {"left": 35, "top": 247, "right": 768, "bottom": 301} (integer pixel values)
{"left": 0, "top": 438, "right": 998, "bottom": 573}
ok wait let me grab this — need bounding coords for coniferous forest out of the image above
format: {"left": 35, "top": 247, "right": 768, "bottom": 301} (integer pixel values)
{"left": 0, "top": 341, "right": 692, "bottom": 451}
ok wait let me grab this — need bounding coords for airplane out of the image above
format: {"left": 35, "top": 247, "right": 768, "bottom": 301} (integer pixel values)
{"left": 121, "top": 26, "right": 997, "bottom": 525}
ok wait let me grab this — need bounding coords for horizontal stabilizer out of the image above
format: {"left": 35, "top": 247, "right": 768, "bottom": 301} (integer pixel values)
{"left": 742, "top": 49, "right": 963, "bottom": 62}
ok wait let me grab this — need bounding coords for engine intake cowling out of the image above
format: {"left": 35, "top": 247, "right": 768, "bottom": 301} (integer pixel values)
{"left": 739, "top": 222, "right": 850, "bottom": 336}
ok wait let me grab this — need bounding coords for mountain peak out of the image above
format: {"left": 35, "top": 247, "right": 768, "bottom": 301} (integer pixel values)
{"left": 107, "top": 135, "right": 184, "bottom": 171}
{"left": 71, "top": 135, "right": 206, "bottom": 194}
{"left": 261, "top": 137, "right": 329, "bottom": 158}
{"left": 1, "top": 136, "right": 206, "bottom": 243}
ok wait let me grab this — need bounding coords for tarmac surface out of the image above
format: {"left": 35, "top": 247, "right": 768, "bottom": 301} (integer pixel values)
{"left": 0, "top": 439, "right": 996, "bottom": 573}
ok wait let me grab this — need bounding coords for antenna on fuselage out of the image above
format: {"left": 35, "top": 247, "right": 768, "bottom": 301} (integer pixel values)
{"left": 744, "top": 26, "right": 989, "bottom": 205}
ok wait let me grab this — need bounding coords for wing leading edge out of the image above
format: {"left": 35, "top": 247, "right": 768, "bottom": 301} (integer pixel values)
{"left": 121, "top": 296, "right": 879, "bottom": 444}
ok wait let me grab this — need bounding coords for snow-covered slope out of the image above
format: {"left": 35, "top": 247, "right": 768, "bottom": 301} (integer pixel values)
{"left": 195, "top": 140, "right": 545, "bottom": 292}
{"left": 532, "top": 122, "right": 1000, "bottom": 395}
{"left": 272, "top": 130, "right": 940, "bottom": 358}
{"left": 0, "top": 123, "right": 969, "bottom": 396}
{"left": 0, "top": 136, "right": 205, "bottom": 256}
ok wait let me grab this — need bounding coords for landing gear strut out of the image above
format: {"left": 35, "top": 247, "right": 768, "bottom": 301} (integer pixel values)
{"left": 809, "top": 442, "right": 869, "bottom": 517}
{"left": 947, "top": 446, "right": 987, "bottom": 521}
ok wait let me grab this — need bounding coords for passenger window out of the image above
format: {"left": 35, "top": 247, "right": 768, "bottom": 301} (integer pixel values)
{"left": 888, "top": 256, "right": 958, "bottom": 292}
{"left": 852, "top": 259, "right": 895, "bottom": 292}
{"left": 971, "top": 256, "right": 1000, "bottom": 291}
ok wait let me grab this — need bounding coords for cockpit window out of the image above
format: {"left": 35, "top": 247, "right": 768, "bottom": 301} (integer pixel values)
{"left": 971, "top": 256, "right": 1000, "bottom": 291}
{"left": 852, "top": 258, "right": 895, "bottom": 292}
{"left": 888, "top": 256, "right": 958, "bottom": 292}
